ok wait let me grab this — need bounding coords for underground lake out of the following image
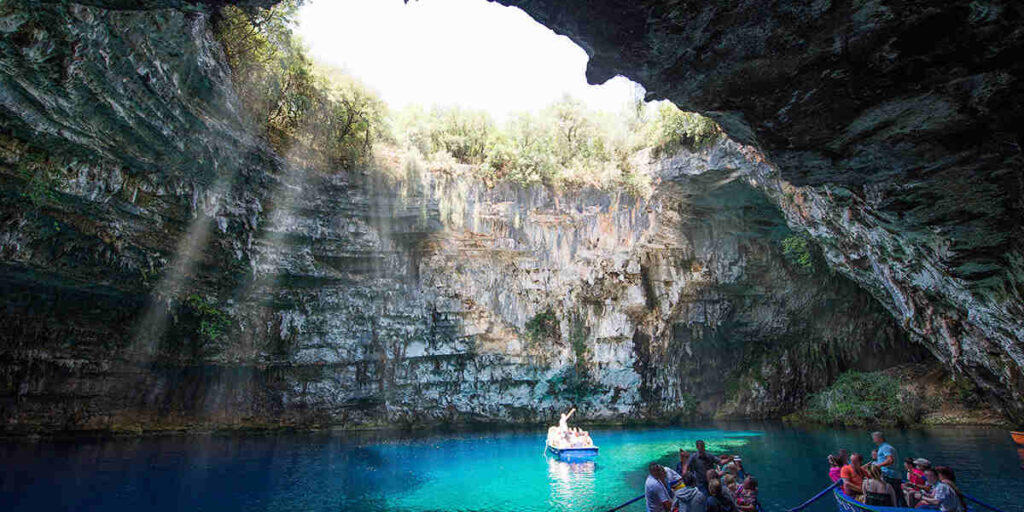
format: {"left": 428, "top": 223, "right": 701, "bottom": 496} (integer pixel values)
{"left": 2, "top": 424, "right": 1021, "bottom": 512}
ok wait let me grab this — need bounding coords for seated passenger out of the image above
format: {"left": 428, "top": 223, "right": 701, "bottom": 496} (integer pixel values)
{"left": 673, "top": 472, "right": 707, "bottom": 512}
{"left": 721, "top": 474, "right": 738, "bottom": 507}
{"left": 862, "top": 464, "right": 897, "bottom": 506}
{"left": 906, "top": 458, "right": 933, "bottom": 506}
{"left": 840, "top": 454, "right": 868, "bottom": 496}
{"left": 705, "top": 480, "right": 735, "bottom": 512}
{"left": 706, "top": 469, "right": 720, "bottom": 491}
{"left": 916, "top": 467, "right": 965, "bottom": 512}
{"left": 735, "top": 476, "right": 758, "bottom": 512}
{"left": 663, "top": 465, "right": 682, "bottom": 486}
{"left": 722, "top": 462, "right": 745, "bottom": 482}
{"left": 827, "top": 454, "right": 843, "bottom": 483}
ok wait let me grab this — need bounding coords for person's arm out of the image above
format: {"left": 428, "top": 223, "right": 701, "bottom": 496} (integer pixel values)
{"left": 844, "top": 479, "right": 862, "bottom": 495}
{"left": 658, "top": 482, "right": 672, "bottom": 512}
{"left": 566, "top": 408, "right": 575, "bottom": 419}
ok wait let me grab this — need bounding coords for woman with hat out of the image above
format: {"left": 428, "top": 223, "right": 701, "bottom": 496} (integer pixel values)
{"left": 903, "top": 458, "right": 932, "bottom": 506}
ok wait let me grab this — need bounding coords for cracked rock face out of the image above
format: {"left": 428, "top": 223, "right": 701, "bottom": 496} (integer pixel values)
{"left": 0, "top": 0, "right": 1015, "bottom": 432}
{"left": 492, "top": 0, "right": 1024, "bottom": 420}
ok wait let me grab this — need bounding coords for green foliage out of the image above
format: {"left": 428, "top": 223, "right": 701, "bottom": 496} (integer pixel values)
{"left": 568, "top": 313, "right": 589, "bottom": 363}
{"left": 524, "top": 308, "right": 560, "bottom": 344}
{"left": 18, "top": 153, "right": 59, "bottom": 206}
{"left": 184, "top": 294, "right": 231, "bottom": 345}
{"left": 798, "top": 371, "right": 924, "bottom": 426}
{"left": 214, "top": 1, "right": 386, "bottom": 171}
{"left": 781, "top": 234, "right": 814, "bottom": 270}
{"left": 645, "top": 102, "right": 722, "bottom": 156}
{"left": 546, "top": 365, "right": 605, "bottom": 400}
{"left": 390, "top": 96, "right": 717, "bottom": 195}
{"left": 215, "top": 2, "right": 718, "bottom": 189}
{"left": 396, "top": 105, "right": 495, "bottom": 165}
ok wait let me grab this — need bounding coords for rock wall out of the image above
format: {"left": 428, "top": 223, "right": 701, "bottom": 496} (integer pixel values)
{"left": 0, "top": 0, "right": 939, "bottom": 433}
{"left": 493, "top": 0, "right": 1024, "bottom": 421}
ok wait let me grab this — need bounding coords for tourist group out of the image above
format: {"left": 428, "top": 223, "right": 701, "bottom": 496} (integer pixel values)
{"left": 645, "top": 439, "right": 756, "bottom": 512}
{"left": 828, "top": 431, "right": 967, "bottom": 511}
{"left": 646, "top": 431, "right": 968, "bottom": 512}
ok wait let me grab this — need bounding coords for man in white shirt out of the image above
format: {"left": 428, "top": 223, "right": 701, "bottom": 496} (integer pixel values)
{"left": 646, "top": 463, "right": 672, "bottom": 512}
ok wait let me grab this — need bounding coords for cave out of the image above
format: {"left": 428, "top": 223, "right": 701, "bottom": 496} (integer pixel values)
{"left": 0, "top": 0, "right": 1021, "bottom": 510}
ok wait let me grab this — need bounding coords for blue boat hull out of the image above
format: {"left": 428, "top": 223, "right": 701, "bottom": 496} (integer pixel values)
{"left": 546, "top": 444, "right": 599, "bottom": 461}
{"left": 833, "top": 489, "right": 919, "bottom": 512}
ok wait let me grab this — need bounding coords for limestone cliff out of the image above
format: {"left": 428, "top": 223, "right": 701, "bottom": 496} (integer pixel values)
{"left": 0, "top": 0, "right": 999, "bottom": 434}
{"left": 493, "top": 0, "right": 1024, "bottom": 421}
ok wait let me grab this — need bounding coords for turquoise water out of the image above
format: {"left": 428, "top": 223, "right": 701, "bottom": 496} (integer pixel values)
{"left": 1, "top": 423, "right": 1021, "bottom": 512}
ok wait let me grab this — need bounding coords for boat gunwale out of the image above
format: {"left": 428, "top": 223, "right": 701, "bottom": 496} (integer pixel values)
{"left": 833, "top": 488, "right": 919, "bottom": 512}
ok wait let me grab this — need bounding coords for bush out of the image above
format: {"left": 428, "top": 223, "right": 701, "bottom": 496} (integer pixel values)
{"left": 646, "top": 102, "right": 722, "bottom": 156}
{"left": 781, "top": 234, "right": 814, "bottom": 270}
{"left": 546, "top": 366, "right": 605, "bottom": 400}
{"left": 391, "top": 97, "right": 717, "bottom": 196}
{"left": 798, "top": 371, "right": 925, "bottom": 426}
{"left": 215, "top": 2, "right": 718, "bottom": 190}
{"left": 215, "top": 1, "right": 385, "bottom": 171}
{"left": 524, "top": 308, "right": 560, "bottom": 344}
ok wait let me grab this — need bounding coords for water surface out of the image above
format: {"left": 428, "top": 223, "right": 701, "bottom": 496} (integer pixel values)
{"left": 1, "top": 423, "right": 1020, "bottom": 512}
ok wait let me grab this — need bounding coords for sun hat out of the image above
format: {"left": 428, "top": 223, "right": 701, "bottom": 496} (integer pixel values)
{"left": 913, "top": 458, "right": 931, "bottom": 467}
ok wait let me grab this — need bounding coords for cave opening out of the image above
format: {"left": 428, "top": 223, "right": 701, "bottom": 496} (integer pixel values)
{"left": 1, "top": 1, "right": 1022, "bottom": 507}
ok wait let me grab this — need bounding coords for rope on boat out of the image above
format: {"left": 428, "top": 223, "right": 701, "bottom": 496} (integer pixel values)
{"left": 601, "top": 494, "right": 644, "bottom": 512}
{"left": 785, "top": 480, "right": 840, "bottom": 512}
{"left": 963, "top": 493, "right": 1010, "bottom": 512}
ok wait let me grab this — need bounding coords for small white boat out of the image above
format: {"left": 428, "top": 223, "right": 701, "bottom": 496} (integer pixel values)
{"left": 546, "top": 409, "right": 598, "bottom": 460}
{"left": 546, "top": 443, "right": 599, "bottom": 460}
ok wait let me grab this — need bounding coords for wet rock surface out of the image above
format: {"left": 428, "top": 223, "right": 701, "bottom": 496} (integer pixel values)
{"left": 0, "top": 0, "right": 1013, "bottom": 432}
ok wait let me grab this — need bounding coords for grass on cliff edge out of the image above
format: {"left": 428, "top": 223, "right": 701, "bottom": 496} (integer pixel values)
{"left": 786, "top": 371, "right": 926, "bottom": 427}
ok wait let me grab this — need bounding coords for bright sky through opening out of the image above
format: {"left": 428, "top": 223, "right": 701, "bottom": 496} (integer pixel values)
{"left": 296, "top": 0, "right": 642, "bottom": 121}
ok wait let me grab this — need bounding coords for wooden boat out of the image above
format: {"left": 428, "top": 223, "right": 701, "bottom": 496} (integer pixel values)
{"left": 1010, "top": 431, "right": 1024, "bottom": 445}
{"left": 546, "top": 443, "right": 599, "bottom": 461}
{"left": 834, "top": 487, "right": 921, "bottom": 512}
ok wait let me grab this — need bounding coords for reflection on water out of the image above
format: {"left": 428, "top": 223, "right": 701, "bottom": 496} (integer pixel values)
{"left": 1, "top": 424, "right": 1021, "bottom": 512}
{"left": 546, "top": 457, "right": 596, "bottom": 505}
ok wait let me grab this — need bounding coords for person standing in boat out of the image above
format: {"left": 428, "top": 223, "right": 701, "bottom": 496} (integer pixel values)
{"left": 646, "top": 463, "right": 673, "bottom": 512}
{"left": 558, "top": 408, "right": 575, "bottom": 433}
{"left": 683, "top": 440, "right": 732, "bottom": 493}
{"left": 872, "top": 431, "right": 906, "bottom": 506}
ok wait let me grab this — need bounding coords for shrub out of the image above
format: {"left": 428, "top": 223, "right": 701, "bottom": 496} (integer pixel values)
{"left": 799, "top": 371, "right": 924, "bottom": 426}
{"left": 646, "top": 102, "right": 722, "bottom": 156}
{"left": 546, "top": 365, "right": 605, "bottom": 400}
{"left": 524, "top": 308, "right": 560, "bottom": 344}
{"left": 214, "top": 1, "right": 385, "bottom": 171}
{"left": 781, "top": 234, "right": 814, "bottom": 270}
{"left": 184, "top": 294, "right": 232, "bottom": 344}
